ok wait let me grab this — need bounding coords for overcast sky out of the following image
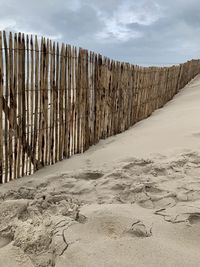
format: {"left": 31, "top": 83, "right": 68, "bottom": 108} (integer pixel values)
{"left": 0, "top": 0, "right": 199, "bottom": 66}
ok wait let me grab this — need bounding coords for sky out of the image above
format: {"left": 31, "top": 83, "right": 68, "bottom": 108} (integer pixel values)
{"left": 0, "top": 0, "right": 200, "bottom": 66}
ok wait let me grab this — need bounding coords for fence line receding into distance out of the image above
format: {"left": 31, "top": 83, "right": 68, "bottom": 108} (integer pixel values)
{"left": 0, "top": 31, "right": 200, "bottom": 184}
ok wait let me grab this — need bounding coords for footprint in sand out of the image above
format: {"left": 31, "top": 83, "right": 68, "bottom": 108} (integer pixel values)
{"left": 155, "top": 201, "right": 200, "bottom": 224}
{"left": 188, "top": 213, "right": 200, "bottom": 225}
{"left": 62, "top": 205, "right": 153, "bottom": 248}
{"left": 192, "top": 132, "right": 200, "bottom": 138}
{"left": 0, "top": 236, "right": 12, "bottom": 249}
{"left": 125, "top": 219, "right": 152, "bottom": 238}
{"left": 75, "top": 171, "right": 104, "bottom": 180}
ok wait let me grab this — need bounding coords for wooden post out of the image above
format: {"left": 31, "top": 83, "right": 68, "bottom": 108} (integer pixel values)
{"left": 29, "top": 35, "right": 34, "bottom": 174}
{"left": 59, "top": 43, "right": 65, "bottom": 161}
{"left": 44, "top": 39, "right": 49, "bottom": 165}
{"left": 67, "top": 45, "right": 72, "bottom": 157}
{"left": 0, "top": 32, "right": 3, "bottom": 183}
{"left": 33, "top": 35, "right": 39, "bottom": 171}
{"left": 3, "top": 31, "right": 9, "bottom": 182}
{"left": 55, "top": 42, "right": 59, "bottom": 162}
{"left": 21, "top": 34, "right": 26, "bottom": 177}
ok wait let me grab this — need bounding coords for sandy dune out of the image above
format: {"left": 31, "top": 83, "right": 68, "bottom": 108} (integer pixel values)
{"left": 0, "top": 75, "right": 200, "bottom": 266}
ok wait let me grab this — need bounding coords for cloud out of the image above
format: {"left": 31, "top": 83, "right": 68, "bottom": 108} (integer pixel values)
{"left": 95, "top": 0, "right": 162, "bottom": 42}
{"left": 0, "top": 0, "right": 199, "bottom": 65}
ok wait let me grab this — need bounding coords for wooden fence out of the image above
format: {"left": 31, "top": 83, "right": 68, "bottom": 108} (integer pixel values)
{"left": 0, "top": 31, "right": 200, "bottom": 184}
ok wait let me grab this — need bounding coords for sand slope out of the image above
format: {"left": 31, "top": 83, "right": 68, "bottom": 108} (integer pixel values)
{"left": 0, "top": 75, "right": 200, "bottom": 266}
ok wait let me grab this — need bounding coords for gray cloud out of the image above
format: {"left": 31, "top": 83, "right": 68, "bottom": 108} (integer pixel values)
{"left": 0, "top": 0, "right": 199, "bottom": 65}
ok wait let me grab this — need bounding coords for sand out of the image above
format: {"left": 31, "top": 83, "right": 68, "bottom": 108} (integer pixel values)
{"left": 0, "top": 75, "right": 200, "bottom": 266}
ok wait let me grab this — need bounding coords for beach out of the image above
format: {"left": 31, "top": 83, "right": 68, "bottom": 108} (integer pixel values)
{"left": 0, "top": 75, "right": 200, "bottom": 267}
